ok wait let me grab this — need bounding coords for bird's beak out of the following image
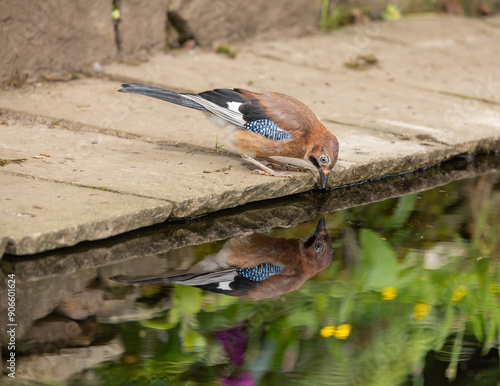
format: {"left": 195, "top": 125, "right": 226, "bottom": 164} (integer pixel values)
{"left": 314, "top": 216, "right": 326, "bottom": 237}
{"left": 318, "top": 167, "right": 329, "bottom": 188}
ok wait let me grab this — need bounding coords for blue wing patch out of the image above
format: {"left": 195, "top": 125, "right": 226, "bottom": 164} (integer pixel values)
{"left": 236, "top": 263, "right": 283, "bottom": 282}
{"left": 244, "top": 119, "right": 292, "bottom": 141}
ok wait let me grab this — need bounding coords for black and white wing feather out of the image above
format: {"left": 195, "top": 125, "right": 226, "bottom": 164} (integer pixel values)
{"left": 119, "top": 83, "right": 292, "bottom": 141}
{"left": 182, "top": 89, "right": 249, "bottom": 129}
{"left": 110, "top": 263, "right": 283, "bottom": 297}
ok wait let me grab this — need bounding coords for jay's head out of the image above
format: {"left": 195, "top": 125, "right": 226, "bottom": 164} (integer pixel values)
{"left": 301, "top": 216, "right": 333, "bottom": 271}
{"left": 307, "top": 130, "right": 339, "bottom": 188}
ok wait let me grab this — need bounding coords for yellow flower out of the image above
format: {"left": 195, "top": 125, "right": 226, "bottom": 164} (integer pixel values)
{"left": 320, "top": 326, "right": 336, "bottom": 338}
{"left": 334, "top": 324, "right": 352, "bottom": 339}
{"left": 383, "top": 4, "right": 401, "bottom": 20}
{"left": 320, "top": 324, "right": 352, "bottom": 339}
{"left": 111, "top": 8, "right": 121, "bottom": 20}
{"left": 414, "top": 303, "right": 431, "bottom": 320}
{"left": 452, "top": 286, "right": 467, "bottom": 301}
{"left": 382, "top": 287, "right": 397, "bottom": 300}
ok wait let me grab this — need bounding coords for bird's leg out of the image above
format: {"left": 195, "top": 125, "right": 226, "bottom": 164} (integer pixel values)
{"left": 241, "top": 155, "right": 293, "bottom": 178}
{"left": 259, "top": 157, "right": 309, "bottom": 173}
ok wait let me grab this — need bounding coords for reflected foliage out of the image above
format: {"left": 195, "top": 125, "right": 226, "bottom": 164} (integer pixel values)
{"left": 96, "top": 173, "right": 500, "bottom": 385}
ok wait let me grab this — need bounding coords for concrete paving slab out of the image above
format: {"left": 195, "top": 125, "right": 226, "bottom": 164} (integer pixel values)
{"left": 2, "top": 55, "right": 499, "bottom": 170}
{"left": 0, "top": 173, "right": 172, "bottom": 256}
{"left": 14, "top": 26, "right": 500, "bottom": 137}
{"left": 485, "top": 14, "right": 500, "bottom": 28}
{"left": 2, "top": 96, "right": 495, "bottom": 203}
{"left": 106, "top": 53, "right": 500, "bottom": 141}
{"left": 2, "top": 16, "right": 500, "bottom": 155}
{"left": 104, "top": 47, "right": 500, "bottom": 165}
{"left": 0, "top": 118, "right": 315, "bottom": 218}
{"left": 244, "top": 16, "right": 500, "bottom": 103}
{"left": 0, "top": 78, "right": 214, "bottom": 149}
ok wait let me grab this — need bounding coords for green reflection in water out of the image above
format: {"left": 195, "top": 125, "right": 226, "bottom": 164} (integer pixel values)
{"left": 95, "top": 173, "right": 500, "bottom": 385}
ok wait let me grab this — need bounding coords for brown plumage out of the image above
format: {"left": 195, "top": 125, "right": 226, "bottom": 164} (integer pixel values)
{"left": 119, "top": 84, "right": 339, "bottom": 188}
{"left": 111, "top": 217, "right": 333, "bottom": 300}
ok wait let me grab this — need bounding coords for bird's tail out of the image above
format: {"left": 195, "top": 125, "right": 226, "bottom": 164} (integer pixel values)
{"left": 110, "top": 268, "right": 237, "bottom": 286}
{"left": 110, "top": 271, "right": 197, "bottom": 284}
{"left": 118, "top": 83, "right": 209, "bottom": 112}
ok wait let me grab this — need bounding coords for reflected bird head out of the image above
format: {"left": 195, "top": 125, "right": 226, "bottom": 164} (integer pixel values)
{"left": 301, "top": 215, "right": 333, "bottom": 271}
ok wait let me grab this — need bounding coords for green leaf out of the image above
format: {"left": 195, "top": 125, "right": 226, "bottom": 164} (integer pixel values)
{"left": 139, "top": 318, "right": 177, "bottom": 330}
{"left": 339, "top": 294, "right": 355, "bottom": 322}
{"left": 360, "top": 229, "right": 399, "bottom": 289}
{"left": 433, "top": 304, "right": 455, "bottom": 351}
{"left": 202, "top": 292, "right": 239, "bottom": 312}
{"left": 182, "top": 325, "right": 207, "bottom": 352}
{"left": 173, "top": 284, "right": 202, "bottom": 314}
{"left": 288, "top": 305, "right": 318, "bottom": 329}
{"left": 169, "top": 307, "right": 181, "bottom": 325}
{"left": 388, "top": 194, "right": 417, "bottom": 228}
{"left": 139, "top": 308, "right": 180, "bottom": 330}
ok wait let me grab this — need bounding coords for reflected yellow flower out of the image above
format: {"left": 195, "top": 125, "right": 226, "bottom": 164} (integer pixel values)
{"left": 320, "top": 326, "right": 335, "bottom": 338}
{"left": 334, "top": 324, "right": 352, "bottom": 339}
{"left": 320, "top": 324, "right": 351, "bottom": 339}
{"left": 382, "top": 287, "right": 397, "bottom": 300}
{"left": 414, "top": 303, "right": 431, "bottom": 320}
{"left": 490, "top": 283, "right": 499, "bottom": 294}
{"left": 452, "top": 286, "right": 467, "bottom": 301}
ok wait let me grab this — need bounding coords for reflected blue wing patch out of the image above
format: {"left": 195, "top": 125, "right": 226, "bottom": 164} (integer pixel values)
{"left": 244, "top": 119, "right": 292, "bottom": 141}
{"left": 236, "top": 263, "right": 283, "bottom": 282}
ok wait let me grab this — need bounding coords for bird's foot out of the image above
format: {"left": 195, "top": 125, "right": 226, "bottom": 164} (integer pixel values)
{"left": 259, "top": 157, "right": 309, "bottom": 172}
{"left": 276, "top": 164, "right": 308, "bottom": 173}
{"left": 242, "top": 155, "right": 294, "bottom": 178}
{"left": 252, "top": 169, "right": 293, "bottom": 178}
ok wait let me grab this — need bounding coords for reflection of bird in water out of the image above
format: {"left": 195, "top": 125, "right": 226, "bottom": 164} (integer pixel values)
{"left": 111, "top": 217, "right": 333, "bottom": 300}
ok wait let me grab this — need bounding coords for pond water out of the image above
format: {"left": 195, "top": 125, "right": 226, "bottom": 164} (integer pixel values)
{"left": 1, "top": 155, "right": 499, "bottom": 385}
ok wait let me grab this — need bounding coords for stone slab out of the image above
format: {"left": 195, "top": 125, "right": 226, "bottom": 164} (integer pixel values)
{"left": 0, "top": 173, "right": 172, "bottom": 255}
{"left": 485, "top": 14, "right": 500, "bottom": 28}
{"left": 101, "top": 20, "right": 500, "bottom": 140}
{"left": 243, "top": 15, "right": 500, "bottom": 104}
{"left": 0, "top": 78, "right": 217, "bottom": 150}
{"left": 2, "top": 17, "right": 498, "bottom": 158}
{"left": 1, "top": 60, "right": 499, "bottom": 182}
{"left": 0, "top": 118, "right": 315, "bottom": 219}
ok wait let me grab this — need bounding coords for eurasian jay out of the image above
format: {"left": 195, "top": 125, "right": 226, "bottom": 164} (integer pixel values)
{"left": 118, "top": 83, "right": 339, "bottom": 188}
{"left": 111, "top": 217, "right": 333, "bottom": 300}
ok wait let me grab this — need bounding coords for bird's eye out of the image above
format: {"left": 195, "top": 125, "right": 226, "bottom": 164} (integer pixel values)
{"left": 314, "top": 242, "right": 323, "bottom": 252}
{"left": 319, "top": 155, "right": 329, "bottom": 164}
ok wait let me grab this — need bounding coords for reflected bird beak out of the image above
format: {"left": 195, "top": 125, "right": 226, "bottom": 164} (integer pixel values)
{"left": 314, "top": 216, "right": 326, "bottom": 237}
